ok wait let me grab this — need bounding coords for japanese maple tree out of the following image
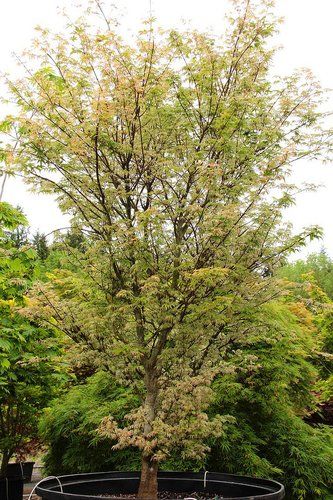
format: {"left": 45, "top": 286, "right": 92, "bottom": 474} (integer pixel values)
{"left": 1, "top": 0, "right": 330, "bottom": 497}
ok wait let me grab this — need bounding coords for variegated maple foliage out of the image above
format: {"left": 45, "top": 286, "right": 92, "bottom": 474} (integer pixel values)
{"left": 1, "top": 0, "right": 331, "bottom": 497}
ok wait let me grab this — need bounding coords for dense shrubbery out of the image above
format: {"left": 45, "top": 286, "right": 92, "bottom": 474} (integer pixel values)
{"left": 208, "top": 303, "right": 333, "bottom": 499}
{"left": 40, "top": 372, "right": 140, "bottom": 474}
{"left": 0, "top": 203, "right": 66, "bottom": 474}
{"left": 40, "top": 301, "right": 333, "bottom": 498}
{"left": 280, "top": 254, "right": 333, "bottom": 421}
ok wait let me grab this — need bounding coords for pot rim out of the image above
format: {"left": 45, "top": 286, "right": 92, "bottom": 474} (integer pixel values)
{"left": 35, "top": 471, "right": 285, "bottom": 500}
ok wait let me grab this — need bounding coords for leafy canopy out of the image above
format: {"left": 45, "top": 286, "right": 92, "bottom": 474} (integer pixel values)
{"left": 0, "top": 203, "right": 65, "bottom": 473}
{"left": 1, "top": 0, "right": 331, "bottom": 486}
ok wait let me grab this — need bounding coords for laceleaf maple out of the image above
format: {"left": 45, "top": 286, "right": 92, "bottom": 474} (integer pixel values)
{"left": 2, "top": 0, "right": 331, "bottom": 497}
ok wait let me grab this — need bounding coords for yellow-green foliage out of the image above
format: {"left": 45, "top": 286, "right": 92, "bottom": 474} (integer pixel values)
{"left": 2, "top": 0, "right": 330, "bottom": 488}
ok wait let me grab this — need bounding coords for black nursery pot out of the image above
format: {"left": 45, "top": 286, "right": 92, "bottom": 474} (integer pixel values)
{"left": 0, "top": 476, "right": 24, "bottom": 500}
{"left": 36, "top": 471, "right": 285, "bottom": 500}
{"left": 6, "top": 462, "right": 35, "bottom": 482}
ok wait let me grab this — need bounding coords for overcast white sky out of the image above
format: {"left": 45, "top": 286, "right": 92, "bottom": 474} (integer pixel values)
{"left": 1, "top": 0, "right": 332, "bottom": 259}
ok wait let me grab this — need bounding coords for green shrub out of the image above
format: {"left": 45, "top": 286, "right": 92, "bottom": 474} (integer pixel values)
{"left": 208, "top": 386, "right": 333, "bottom": 499}
{"left": 40, "top": 302, "right": 333, "bottom": 498}
{"left": 40, "top": 371, "right": 141, "bottom": 474}
{"left": 207, "top": 301, "right": 333, "bottom": 499}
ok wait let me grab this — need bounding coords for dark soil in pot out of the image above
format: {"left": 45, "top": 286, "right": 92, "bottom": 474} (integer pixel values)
{"left": 96, "top": 493, "right": 240, "bottom": 499}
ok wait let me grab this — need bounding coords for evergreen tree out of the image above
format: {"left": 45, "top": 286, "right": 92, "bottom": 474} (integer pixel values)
{"left": 33, "top": 231, "right": 49, "bottom": 261}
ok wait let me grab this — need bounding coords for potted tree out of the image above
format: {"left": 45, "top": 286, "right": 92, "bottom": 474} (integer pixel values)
{"left": 5, "top": 439, "right": 41, "bottom": 484}
{"left": 3, "top": 0, "right": 329, "bottom": 498}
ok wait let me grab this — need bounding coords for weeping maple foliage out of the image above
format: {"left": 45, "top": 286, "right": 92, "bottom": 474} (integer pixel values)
{"left": 1, "top": 0, "right": 331, "bottom": 498}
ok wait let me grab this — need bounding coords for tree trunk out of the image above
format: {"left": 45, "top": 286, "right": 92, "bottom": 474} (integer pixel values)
{"left": 137, "top": 455, "right": 158, "bottom": 500}
{"left": 137, "top": 368, "right": 159, "bottom": 500}
{"left": 0, "top": 450, "right": 11, "bottom": 477}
